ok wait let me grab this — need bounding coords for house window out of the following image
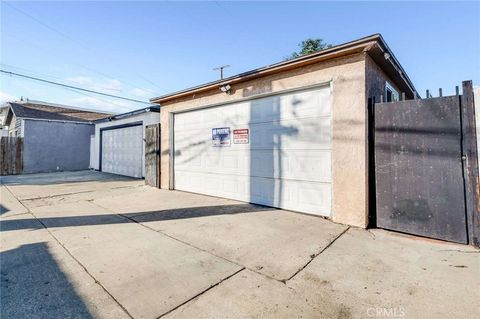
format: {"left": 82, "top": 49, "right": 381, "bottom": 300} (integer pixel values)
{"left": 385, "top": 81, "right": 399, "bottom": 102}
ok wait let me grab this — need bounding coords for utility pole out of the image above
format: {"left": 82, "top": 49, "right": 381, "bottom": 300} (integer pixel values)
{"left": 213, "top": 65, "right": 230, "bottom": 80}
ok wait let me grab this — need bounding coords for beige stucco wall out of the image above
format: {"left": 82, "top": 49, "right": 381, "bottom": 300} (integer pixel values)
{"left": 158, "top": 53, "right": 369, "bottom": 227}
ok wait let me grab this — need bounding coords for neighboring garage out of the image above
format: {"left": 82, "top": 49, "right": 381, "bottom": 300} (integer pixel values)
{"left": 90, "top": 106, "right": 160, "bottom": 179}
{"left": 151, "top": 34, "right": 417, "bottom": 228}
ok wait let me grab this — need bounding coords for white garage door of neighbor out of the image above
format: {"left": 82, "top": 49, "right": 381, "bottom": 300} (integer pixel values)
{"left": 101, "top": 125, "right": 143, "bottom": 178}
{"left": 174, "top": 85, "right": 332, "bottom": 216}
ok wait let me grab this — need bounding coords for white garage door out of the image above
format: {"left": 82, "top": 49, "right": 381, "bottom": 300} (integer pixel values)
{"left": 101, "top": 125, "right": 143, "bottom": 178}
{"left": 173, "top": 85, "right": 332, "bottom": 216}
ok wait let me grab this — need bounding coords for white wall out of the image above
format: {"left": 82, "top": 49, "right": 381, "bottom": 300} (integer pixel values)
{"left": 89, "top": 135, "right": 95, "bottom": 169}
{"left": 92, "top": 111, "right": 160, "bottom": 177}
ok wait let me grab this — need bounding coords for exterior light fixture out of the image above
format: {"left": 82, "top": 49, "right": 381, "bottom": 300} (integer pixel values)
{"left": 220, "top": 84, "right": 232, "bottom": 95}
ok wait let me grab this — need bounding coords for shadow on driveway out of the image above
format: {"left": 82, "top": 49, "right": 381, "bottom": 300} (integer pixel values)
{"left": 0, "top": 242, "right": 93, "bottom": 318}
{"left": 0, "top": 204, "right": 275, "bottom": 232}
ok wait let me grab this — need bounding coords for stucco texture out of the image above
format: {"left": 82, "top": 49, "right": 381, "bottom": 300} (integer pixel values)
{"left": 23, "top": 119, "right": 94, "bottom": 174}
{"left": 158, "top": 53, "right": 371, "bottom": 227}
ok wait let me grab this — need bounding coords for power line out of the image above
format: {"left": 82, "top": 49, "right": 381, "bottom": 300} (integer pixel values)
{"left": 3, "top": 2, "right": 88, "bottom": 51}
{"left": 1, "top": 37, "right": 134, "bottom": 94}
{"left": 0, "top": 69, "right": 154, "bottom": 105}
{"left": 3, "top": 2, "right": 163, "bottom": 90}
{"left": 0, "top": 63, "right": 127, "bottom": 108}
{"left": 61, "top": 84, "right": 133, "bottom": 111}
{"left": 1, "top": 63, "right": 119, "bottom": 94}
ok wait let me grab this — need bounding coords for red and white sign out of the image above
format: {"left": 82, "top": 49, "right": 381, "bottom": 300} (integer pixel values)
{"left": 233, "top": 129, "right": 249, "bottom": 144}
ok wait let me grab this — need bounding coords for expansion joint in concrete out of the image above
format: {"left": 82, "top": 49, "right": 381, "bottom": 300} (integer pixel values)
{"left": 17, "top": 185, "right": 142, "bottom": 203}
{"left": 113, "top": 211, "right": 286, "bottom": 284}
{"left": 6, "top": 188, "right": 135, "bottom": 319}
{"left": 285, "top": 226, "right": 351, "bottom": 282}
{"left": 32, "top": 214, "right": 135, "bottom": 319}
{"left": 156, "top": 268, "right": 246, "bottom": 319}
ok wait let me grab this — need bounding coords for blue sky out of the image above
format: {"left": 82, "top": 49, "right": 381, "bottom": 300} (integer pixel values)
{"left": 1, "top": 1, "right": 479, "bottom": 113}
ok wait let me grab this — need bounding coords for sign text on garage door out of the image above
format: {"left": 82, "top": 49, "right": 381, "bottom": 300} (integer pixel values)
{"left": 233, "top": 129, "right": 249, "bottom": 144}
{"left": 212, "top": 127, "right": 231, "bottom": 147}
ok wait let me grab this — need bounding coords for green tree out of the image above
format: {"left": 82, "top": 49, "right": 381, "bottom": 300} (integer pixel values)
{"left": 287, "top": 38, "right": 333, "bottom": 60}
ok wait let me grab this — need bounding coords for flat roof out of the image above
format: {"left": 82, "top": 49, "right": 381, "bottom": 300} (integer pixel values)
{"left": 150, "top": 33, "right": 417, "bottom": 103}
{"left": 94, "top": 105, "right": 160, "bottom": 123}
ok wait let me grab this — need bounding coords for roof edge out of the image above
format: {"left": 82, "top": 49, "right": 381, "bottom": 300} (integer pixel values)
{"left": 13, "top": 100, "right": 115, "bottom": 115}
{"left": 371, "top": 34, "right": 418, "bottom": 96}
{"left": 150, "top": 33, "right": 404, "bottom": 103}
{"left": 94, "top": 105, "right": 160, "bottom": 123}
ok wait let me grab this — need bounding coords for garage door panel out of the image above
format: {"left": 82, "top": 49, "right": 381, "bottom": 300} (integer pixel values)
{"left": 174, "top": 171, "right": 331, "bottom": 216}
{"left": 101, "top": 125, "right": 143, "bottom": 178}
{"left": 176, "top": 88, "right": 331, "bottom": 132}
{"left": 250, "top": 88, "right": 331, "bottom": 122}
{"left": 248, "top": 118, "right": 331, "bottom": 150}
{"left": 174, "top": 85, "right": 332, "bottom": 216}
{"left": 175, "top": 117, "right": 331, "bottom": 152}
{"left": 175, "top": 149, "right": 331, "bottom": 183}
{"left": 177, "top": 103, "right": 249, "bottom": 131}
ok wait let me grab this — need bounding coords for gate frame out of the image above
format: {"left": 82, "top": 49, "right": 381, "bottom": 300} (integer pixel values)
{"left": 368, "top": 80, "right": 479, "bottom": 247}
{"left": 0, "top": 136, "right": 23, "bottom": 175}
{"left": 460, "top": 81, "right": 479, "bottom": 247}
{"left": 145, "top": 123, "right": 161, "bottom": 188}
{"left": 367, "top": 96, "right": 377, "bottom": 228}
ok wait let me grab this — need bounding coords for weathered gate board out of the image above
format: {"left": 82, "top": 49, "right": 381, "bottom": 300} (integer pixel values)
{"left": 145, "top": 124, "right": 160, "bottom": 187}
{"left": 375, "top": 96, "right": 468, "bottom": 243}
{"left": 0, "top": 137, "right": 23, "bottom": 176}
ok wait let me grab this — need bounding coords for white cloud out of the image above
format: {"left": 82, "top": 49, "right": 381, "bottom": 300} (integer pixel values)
{"left": 129, "top": 87, "right": 154, "bottom": 98}
{"left": 0, "top": 91, "right": 18, "bottom": 104}
{"left": 65, "top": 76, "right": 123, "bottom": 93}
{"left": 68, "top": 96, "right": 135, "bottom": 114}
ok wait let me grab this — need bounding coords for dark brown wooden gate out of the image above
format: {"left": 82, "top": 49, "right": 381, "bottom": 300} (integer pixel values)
{"left": 0, "top": 137, "right": 23, "bottom": 176}
{"left": 373, "top": 81, "right": 479, "bottom": 245}
{"left": 145, "top": 124, "right": 160, "bottom": 188}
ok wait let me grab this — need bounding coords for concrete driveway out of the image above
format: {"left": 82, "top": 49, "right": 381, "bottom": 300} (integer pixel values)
{"left": 1, "top": 171, "right": 479, "bottom": 319}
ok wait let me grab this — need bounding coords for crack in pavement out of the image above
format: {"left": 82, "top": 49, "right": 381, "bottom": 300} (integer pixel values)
{"left": 10, "top": 184, "right": 144, "bottom": 202}
{"left": 31, "top": 214, "right": 135, "bottom": 319}
{"left": 91, "top": 200, "right": 352, "bottom": 285}
{"left": 156, "top": 268, "right": 246, "bottom": 319}
{"left": 89, "top": 199, "right": 285, "bottom": 285}
{"left": 4, "top": 187, "right": 134, "bottom": 319}
{"left": 6, "top": 184, "right": 353, "bottom": 319}
{"left": 285, "top": 226, "right": 351, "bottom": 281}
{"left": 4, "top": 187, "right": 252, "bottom": 319}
